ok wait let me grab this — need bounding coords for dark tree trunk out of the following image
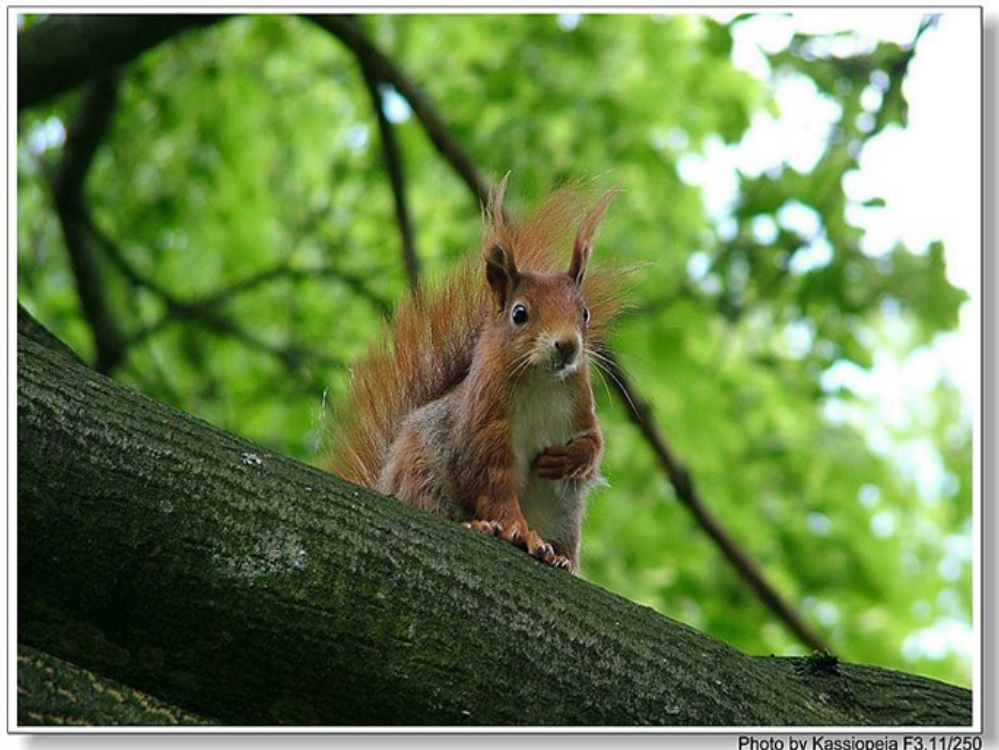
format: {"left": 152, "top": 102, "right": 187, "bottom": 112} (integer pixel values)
{"left": 16, "top": 311, "right": 973, "bottom": 727}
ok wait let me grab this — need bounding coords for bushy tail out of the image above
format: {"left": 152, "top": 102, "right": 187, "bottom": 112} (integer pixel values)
{"left": 328, "top": 183, "right": 629, "bottom": 488}
{"left": 328, "top": 254, "right": 484, "bottom": 487}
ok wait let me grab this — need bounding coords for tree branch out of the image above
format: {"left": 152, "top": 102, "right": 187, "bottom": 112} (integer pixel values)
{"left": 357, "top": 43, "right": 420, "bottom": 291}
{"left": 17, "top": 303, "right": 84, "bottom": 366}
{"left": 80, "top": 222, "right": 350, "bottom": 388}
{"left": 47, "top": 74, "right": 127, "bottom": 374}
{"left": 305, "top": 15, "right": 491, "bottom": 207}
{"left": 113, "top": 255, "right": 389, "bottom": 350}
{"left": 601, "top": 349, "right": 831, "bottom": 653}
{"left": 17, "top": 14, "right": 226, "bottom": 111}
{"left": 17, "top": 329, "right": 971, "bottom": 726}
{"left": 189, "top": 261, "right": 388, "bottom": 315}
{"left": 17, "top": 645, "right": 217, "bottom": 726}
{"left": 195, "top": 309, "right": 346, "bottom": 374}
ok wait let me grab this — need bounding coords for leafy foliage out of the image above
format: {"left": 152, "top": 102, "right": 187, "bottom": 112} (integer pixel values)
{"left": 17, "top": 13, "right": 972, "bottom": 688}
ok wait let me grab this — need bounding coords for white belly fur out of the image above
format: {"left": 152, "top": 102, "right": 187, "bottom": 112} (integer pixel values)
{"left": 511, "top": 376, "right": 582, "bottom": 540}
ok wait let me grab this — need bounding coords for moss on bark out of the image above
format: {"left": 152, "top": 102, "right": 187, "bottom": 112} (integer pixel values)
{"left": 17, "top": 645, "right": 217, "bottom": 726}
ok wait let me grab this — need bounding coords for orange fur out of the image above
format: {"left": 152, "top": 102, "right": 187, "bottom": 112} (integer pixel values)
{"left": 328, "top": 182, "right": 627, "bottom": 530}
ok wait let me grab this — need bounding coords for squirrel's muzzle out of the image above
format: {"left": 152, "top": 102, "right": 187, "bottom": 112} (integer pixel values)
{"left": 552, "top": 336, "right": 580, "bottom": 371}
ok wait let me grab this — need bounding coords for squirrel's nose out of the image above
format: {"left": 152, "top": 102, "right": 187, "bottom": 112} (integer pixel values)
{"left": 553, "top": 337, "right": 579, "bottom": 367}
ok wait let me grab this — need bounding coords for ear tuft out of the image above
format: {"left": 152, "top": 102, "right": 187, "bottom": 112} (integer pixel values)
{"left": 569, "top": 187, "right": 618, "bottom": 286}
{"left": 487, "top": 172, "right": 511, "bottom": 230}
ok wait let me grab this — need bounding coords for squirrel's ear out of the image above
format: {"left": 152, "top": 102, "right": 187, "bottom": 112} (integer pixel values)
{"left": 569, "top": 188, "right": 618, "bottom": 286}
{"left": 485, "top": 243, "right": 518, "bottom": 311}
{"left": 487, "top": 172, "right": 510, "bottom": 230}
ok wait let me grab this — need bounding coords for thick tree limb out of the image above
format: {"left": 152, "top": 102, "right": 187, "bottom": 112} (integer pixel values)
{"left": 17, "top": 14, "right": 226, "bottom": 111}
{"left": 17, "top": 645, "right": 217, "bottom": 726}
{"left": 17, "top": 321, "right": 971, "bottom": 726}
{"left": 17, "top": 304, "right": 84, "bottom": 365}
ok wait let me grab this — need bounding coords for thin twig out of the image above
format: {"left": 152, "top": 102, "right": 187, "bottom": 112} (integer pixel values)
{"left": 600, "top": 350, "right": 830, "bottom": 653}
{"left": 118, "top": 262, "right": 389, "bottom": 350}
{"left": 85, "top": 217, "right": 389, "bottom": 349}
{"left": 194, "top": 309, "right": 347, "bottom": 374}
{"left": 82, "top": 215, "right": 347, "bottom": 384}
{"left": 195, "top": 261, "right": 391, "bottom": 317}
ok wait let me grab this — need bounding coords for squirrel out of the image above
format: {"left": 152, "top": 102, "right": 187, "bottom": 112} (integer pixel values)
{"left": 329, "top": 176, "right": 624, "bottom": 572}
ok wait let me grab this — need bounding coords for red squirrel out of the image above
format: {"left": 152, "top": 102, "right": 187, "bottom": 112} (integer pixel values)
{"left": 330, "top": 176, "right": 624, "bottom": 572}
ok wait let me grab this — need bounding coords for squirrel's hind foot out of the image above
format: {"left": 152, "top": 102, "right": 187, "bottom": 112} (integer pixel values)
{"left": 463, "top": 519, "right": 505, "bottom": 536}
{"left": 463, "top": 519, "right": 573, "bottom": 572}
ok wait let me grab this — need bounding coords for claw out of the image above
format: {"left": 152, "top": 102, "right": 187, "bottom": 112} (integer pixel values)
{"left": 464, "top": 519, "right": 572, "bottom": 573}
{"left": 531, "top": 541, "right": 555, "bottom": 561}
{"left": 550, "top": 555, "right": 574, "bottom": 572}
{"left": 511, "top": 523, "right": 534, "bottom": 549}
{"left": 530, "top": 541, "right": 574, "bottom": 573}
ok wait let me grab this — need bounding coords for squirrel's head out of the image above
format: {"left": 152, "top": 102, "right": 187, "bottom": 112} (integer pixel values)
{"left": 482, "top": 175, "right": 617, "bottom": 382}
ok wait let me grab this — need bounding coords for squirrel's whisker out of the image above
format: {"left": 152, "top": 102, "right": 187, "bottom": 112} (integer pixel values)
{"left": 586, "top": 350, "right": 614, "bottom": 404}
{"left": 588, "top": 354, "right": 639, "bottom": 416}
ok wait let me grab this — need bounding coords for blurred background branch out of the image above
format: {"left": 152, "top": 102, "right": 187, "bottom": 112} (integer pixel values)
{"left": 357, "top": 41, "right": 421, "bottom": 291}
{"left": 18, "top": 14, "right": 226, "bottom": 111}
{"left": 46, "top": 74, "right": 127, "bottom": 374}
{"left": 307, "top": 15, "right": 491, "bottom": 207}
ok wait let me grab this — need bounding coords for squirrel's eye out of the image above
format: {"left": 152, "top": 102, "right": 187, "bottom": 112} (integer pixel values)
{"left": 511, "top": 304, "right": 529, "bottom": 325}
{"left": 583, "top": 307, "right": 591, "bottom": 324}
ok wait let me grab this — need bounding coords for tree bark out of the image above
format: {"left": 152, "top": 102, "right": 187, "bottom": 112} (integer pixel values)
{"left": 17, "top": 645, "right": 216, "bottom": 726}
{"left": 16, "top": 312, "right": 972, "bottom": 727}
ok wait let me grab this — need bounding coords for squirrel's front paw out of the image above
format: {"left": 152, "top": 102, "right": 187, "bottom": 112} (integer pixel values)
{"left": 533, "top": 440, "right": 597, "bottom": 480}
